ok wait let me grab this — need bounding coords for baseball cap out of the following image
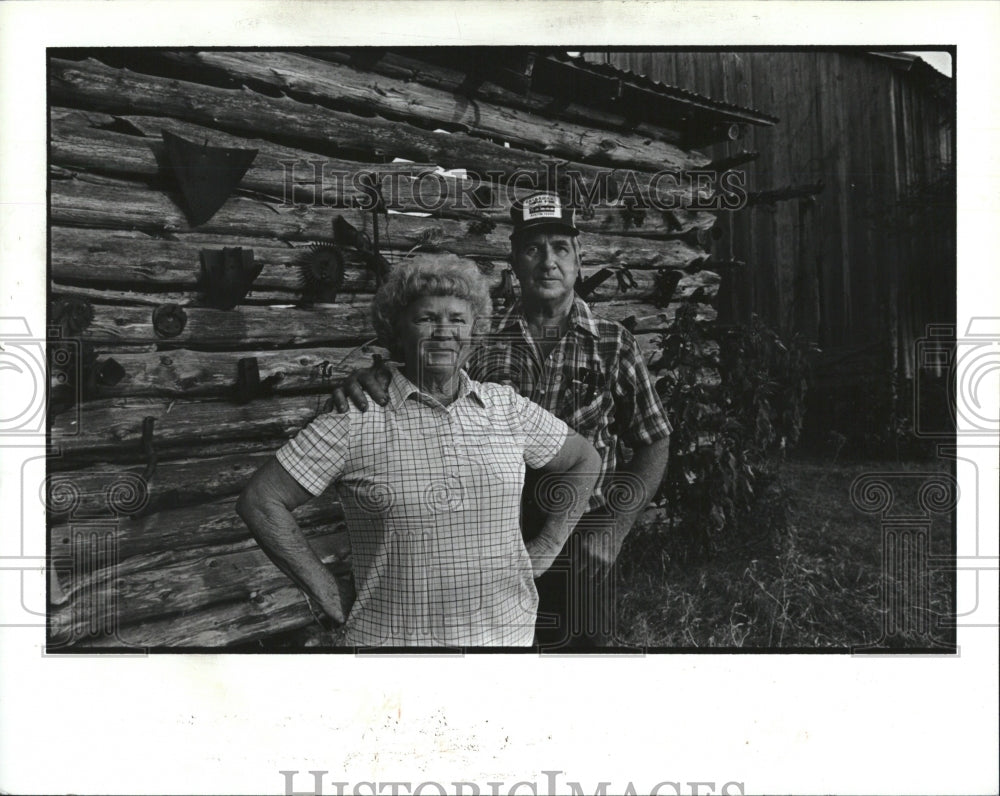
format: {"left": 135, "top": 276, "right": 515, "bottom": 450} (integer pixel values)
{"left": 509, "top": 192, "right": 579, "bottom": 237}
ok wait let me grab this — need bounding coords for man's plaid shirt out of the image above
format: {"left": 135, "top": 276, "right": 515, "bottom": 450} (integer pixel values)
{"left": 467, "top": 296, "right": 671, "bottom": 514}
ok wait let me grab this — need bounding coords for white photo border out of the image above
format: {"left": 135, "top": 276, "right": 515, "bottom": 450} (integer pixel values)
{"left": 1, "top": 2, "right": 997, "bottom": 794}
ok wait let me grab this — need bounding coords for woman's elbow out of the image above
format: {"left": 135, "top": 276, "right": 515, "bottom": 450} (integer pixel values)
{"left": 235, "top": 486, "right": 258, "bottom": 524}
{"left": 571, "top": 437, "right": 600, "bottom": 473}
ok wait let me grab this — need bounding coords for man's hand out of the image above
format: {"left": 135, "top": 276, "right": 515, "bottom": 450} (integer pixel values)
{"left": 323, "top": 357, "right": 393, "bottom": 413}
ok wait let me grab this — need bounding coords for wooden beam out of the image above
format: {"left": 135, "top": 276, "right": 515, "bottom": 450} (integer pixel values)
{"left": 49, "top": 290, "right": 715, "bottom": 462}
{"left": 61, "top": 290, "right": 717, "bottom": 351}
{"left": 50, "top": 174, "right": 711, "bottom": 268}
{"left": 52, "top": 107, "right": 705, "bottom": 235}
{"left": 51, "top": 492, "right": 344, "bottom": 581}
{"left": 49, "top": 57, "right": 610, "bottom": 191}
{"left": 53, "top": 344, "right": 381, "bottom": 400}
{"left": 49, "top": 529, "right": 350, "bottom": 645}
{"left": 53, "top": 256, "right": 717, "bottom": 311}
{"left": 51, "top": 108, "right": 490, "bottom": 217}
{"left": 50, "top": 393, "right": 330, "bottom": 459}
{"left": 77, "top": 578, "right": 330, "bottom": 648}
{"left": 309, "top": 49, "right": 702, "bottom": 151}
{"left": 46, "top": 449, "right": 280, "bottom": 515}
{"left": 50, "top": 227, "right": 375, "bottom": 292}
{"left": 64, "top": 300, "right": 374, "bottom": 348}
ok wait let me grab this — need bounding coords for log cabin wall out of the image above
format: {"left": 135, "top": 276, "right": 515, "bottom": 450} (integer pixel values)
{"left": 47, "top": 48, "right": 775, "bottom": 649}
{"left": 587, "top": 50, "right": 956, "bottom": 444}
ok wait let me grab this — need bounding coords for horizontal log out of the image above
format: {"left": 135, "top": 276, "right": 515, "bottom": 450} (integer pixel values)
{"left": 51, "top": 492, "right": 345, "bottom": 583}
{"left": 69, "top": 301, "right": 373, "bottom": 348}
{"left": 50, "top": 227, "right": 378, "bottom": 293}
{"left": 582, "top": 267, "right": 720, "bottom": 304}
{"left": 51, "top": 108, "right": 497, "bottom": 218}
{"left": 53, "top": 298, "right": 720, "bottom": 411}
{"left": 49, "top": 528, "right": 338, "bottom": 607}
{"left": 50, "top": 393, "right": 328, "bottom": 459}
{"left": 313, "top": 50, "right": 706, "bottom": 156}
{"left": 53, "top": 264, "right": 716, "bottom": 315}
{"left": 50, "top": 282, "right": 379, "bottom": 308}
{"left": 63, "top": 286, "right": 712, "bottom": 350}
{"left": 51, "top": 274, "right": 715, "bottom": 400}
{"left": 64, "top": 345, "right": 380, "bottom": 399}
{"left": 50, "top": 168, "right": 344, "bottom": 239}
{"left": 51, "top": 227, "right": 713, "bottom": 300}
{"left": 49, "top": 296, "right": 709, "bottom": 455}
{"left": 49, "top": 529, "right": 351, "bottom": 645}
{"left": 46, "top": 449, "right": 280, "bottom": 515}
{"left": 49, "top": 436, "right": 290, "bottom": 472}
{"left": 153, "top": 50, "right": 708, "bottom": 174}
{"left": 49, "top": 58, "right": 614, "bottom": 191}
{"left": 51, "top": 173, "right": 709, "bottom": 268}
{"left": 52, "top": 108, "right": 709, "bottom": 238}
{"left": 77, "top": 578, "right": 331, "bottom": 648}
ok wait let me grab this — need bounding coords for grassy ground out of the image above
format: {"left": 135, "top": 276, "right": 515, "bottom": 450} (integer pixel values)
{"left": 614, "top": 455, "right": 957, "bottom": 650}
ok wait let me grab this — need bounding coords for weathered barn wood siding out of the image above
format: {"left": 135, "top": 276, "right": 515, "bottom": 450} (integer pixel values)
{"left": 48, "top": 49, "right": 752, "bottom": 649}
{"left": 589, "top": 50, "right": 955, "bottom": 382}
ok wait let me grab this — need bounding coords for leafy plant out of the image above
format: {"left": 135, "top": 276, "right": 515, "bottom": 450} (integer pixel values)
{"left": 649, "top": 305, "right": 819, "bottom": 560}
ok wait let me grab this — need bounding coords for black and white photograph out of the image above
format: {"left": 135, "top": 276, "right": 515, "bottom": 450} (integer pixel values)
{"left": 43, "top": 44, "right": 958, "bottom": 652}
{"left": 1, "top": 2, "right": 997, "bottom": 794}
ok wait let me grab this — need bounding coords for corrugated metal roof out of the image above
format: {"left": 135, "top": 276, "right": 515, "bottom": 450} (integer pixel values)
{"left": 553, "top": 51, "right": 779, "bottom": 126}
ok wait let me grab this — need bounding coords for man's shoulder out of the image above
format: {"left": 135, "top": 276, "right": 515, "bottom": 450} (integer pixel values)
{"left": 589, "top": 312, "right": 630, "bottom": 338}
{"left": 580, "top": 309, "right": 640, "bottom": 355}
{"left": 571, "top": 297, "right": 628, "bottom": 338}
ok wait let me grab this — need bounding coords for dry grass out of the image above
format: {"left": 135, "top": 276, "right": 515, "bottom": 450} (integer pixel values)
{"left": 614, "top": 456, "right": 956, "bottom": 650}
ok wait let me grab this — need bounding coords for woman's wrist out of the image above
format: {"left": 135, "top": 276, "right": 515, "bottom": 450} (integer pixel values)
{"left": 304, "top": 580, "right": 345, "bottom": 626}
{"left": 526, "top": 525, "right": 566, "bottom": 577}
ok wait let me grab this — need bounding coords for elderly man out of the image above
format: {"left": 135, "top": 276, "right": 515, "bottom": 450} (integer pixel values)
{"left": 334, "top": 192, "right": 671, "bottom": 648}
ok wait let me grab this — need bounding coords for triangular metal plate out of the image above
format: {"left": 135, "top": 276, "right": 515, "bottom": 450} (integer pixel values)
{"left": 161, "top": 130, "right": 258, "bottom": 226}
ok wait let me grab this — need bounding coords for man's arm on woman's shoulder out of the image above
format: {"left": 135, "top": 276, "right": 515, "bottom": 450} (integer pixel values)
{"left": 324, "top": 358, "right": 392, "bottom": 413}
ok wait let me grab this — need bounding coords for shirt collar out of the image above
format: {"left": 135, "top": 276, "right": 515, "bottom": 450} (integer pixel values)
{"left": 387, "top": 366, "right": 485, "bottom": 410}
{"left": 497, "top": 295, "right": 600, "bottom": 340}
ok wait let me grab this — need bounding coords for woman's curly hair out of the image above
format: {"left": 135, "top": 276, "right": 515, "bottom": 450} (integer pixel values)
{"left": 371, "top": 255, "right": 493, "bottom": 360}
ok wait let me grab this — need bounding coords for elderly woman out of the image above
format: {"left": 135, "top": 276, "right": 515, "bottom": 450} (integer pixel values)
{"left": 237, "top": 257, "right": 600, "bottom": 646}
